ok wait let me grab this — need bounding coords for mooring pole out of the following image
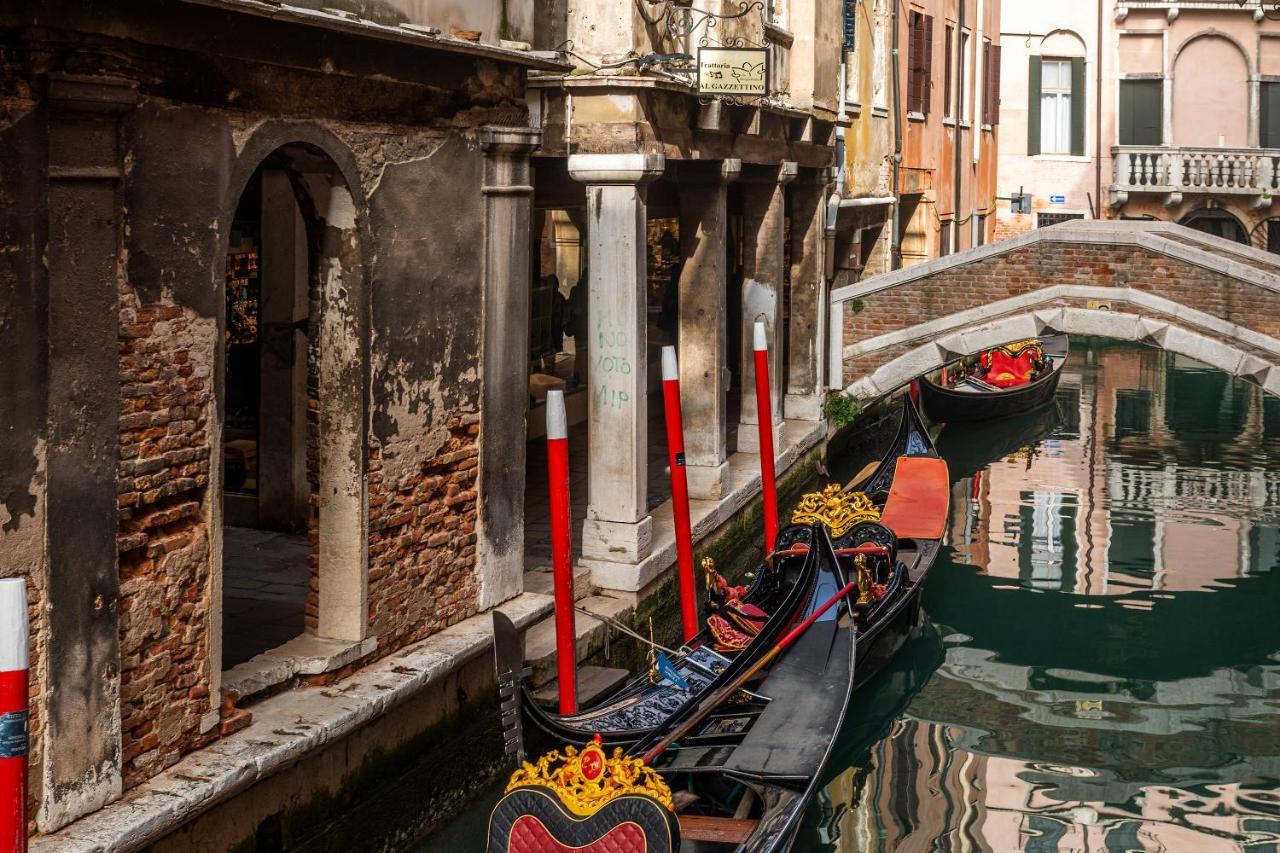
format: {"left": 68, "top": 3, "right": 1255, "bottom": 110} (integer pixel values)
{"left": 545, "top": 390, "right": 577, "bottom": 714}
{"left": 661, "top": 346, "right": 698, "bottom": 642}
{"left": 752, "top": 321, "right": 779, "bottom": 554}
{"left": 0, "top": 578, "right": 28, "bottom": 853}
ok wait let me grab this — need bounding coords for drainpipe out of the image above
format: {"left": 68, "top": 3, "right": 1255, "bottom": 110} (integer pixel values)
{"left": 824, "top": 191, "right": 841, "bottom": 280}
{"left": 1095, "top": 0, "right": 1104, "bottom": 218}
{"left": 891, "top": 0, "right": 903, "bottom": 269}
{"left": 954, "top": 0, "right": 965, "bottom": 250}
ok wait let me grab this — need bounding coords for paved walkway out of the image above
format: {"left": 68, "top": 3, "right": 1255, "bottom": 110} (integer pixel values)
{"left": 221, "top": 526, "right": 310, "bottom": 668}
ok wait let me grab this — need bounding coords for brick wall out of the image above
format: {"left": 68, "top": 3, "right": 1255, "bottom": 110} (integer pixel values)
{"left": 842, "top": 240, "right": 1280, "bottom": 383}
{"left": 366, "top": 413, "right": 480, "bottom": 650}
{"left": 116, "top": 285, "right": 215, "bottom": 789}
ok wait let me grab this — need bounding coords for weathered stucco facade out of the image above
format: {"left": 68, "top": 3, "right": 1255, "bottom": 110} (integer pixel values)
{"left": 0, "top": 0, "right": 558, "bottom": 841}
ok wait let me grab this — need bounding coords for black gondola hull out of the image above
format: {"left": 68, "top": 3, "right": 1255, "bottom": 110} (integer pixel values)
{"left": 920, "top": 362, "right": 1063, "bottom": 423}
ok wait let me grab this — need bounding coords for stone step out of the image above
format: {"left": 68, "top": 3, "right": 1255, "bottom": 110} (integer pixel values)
{"left": 531, "top": 665, "right": 631, "bottom": 709}
{"left": 522, "top": 563, "right": 594, "bottom": 602}
{"left": 524, "top": 593, "right": 635, "bottom": 688}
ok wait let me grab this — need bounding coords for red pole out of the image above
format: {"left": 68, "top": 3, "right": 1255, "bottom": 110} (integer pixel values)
{"left": 661, "top": 346, "right": 698, "bottom": 643}
{"left": 545, "top": 390, "right": 577, "bottom": 714}
{"left": 0, "top": 578, "right": 28, "bottom": 853}
{"left": 752, "top": 321, "right": 779, "bottom": 554}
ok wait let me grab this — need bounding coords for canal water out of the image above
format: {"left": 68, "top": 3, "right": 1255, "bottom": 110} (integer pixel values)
{"left": 420, "top": 338, "right": 1280, "bottom": 851}
{"left": 802, "top": 338, "right": 1280, "bottom": 851}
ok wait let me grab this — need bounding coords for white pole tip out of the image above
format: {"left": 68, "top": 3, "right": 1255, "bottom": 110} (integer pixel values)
{"left": 0, "top": 577, "right": 29, "bottom": 672}
{"left": 661, "top": 346, "right": 678, "bottom": 381}
{"left": 753, "top": 321, "right": 768, "bottom": 352}
{"left": 545, "top": 389, "right": 568, "bottom": 440}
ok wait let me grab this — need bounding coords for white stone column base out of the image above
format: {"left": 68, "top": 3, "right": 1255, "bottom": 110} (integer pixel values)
{"left": 784, "top": 392, "right": 823, "bottom": 421}
{"left": 686, "top": 460, "right": 730, "bottom": 501}
{"left": 737, "top": 419, "right": 786, "bottom": 453}
{"left": 581, "top": 515, "right": 653, "bottom": 563}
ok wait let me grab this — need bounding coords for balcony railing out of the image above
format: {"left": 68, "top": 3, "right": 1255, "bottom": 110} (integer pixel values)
{"left": 1111, "top": 145, "right": 1280, "bottom": 206}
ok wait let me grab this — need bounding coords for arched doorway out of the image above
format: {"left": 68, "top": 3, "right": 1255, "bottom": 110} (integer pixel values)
{"left": 1179, "top": 208, "right": 1248, "bottom": 244}
{"left": 220, "top": 142, "right": 367, "bottom": 671}
{"left": 1173, "top": 35, "right": 1249, "bottom": 148}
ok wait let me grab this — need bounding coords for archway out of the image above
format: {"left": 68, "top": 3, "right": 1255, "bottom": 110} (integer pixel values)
{"left": 1173, "top": 34, "right": 1249, "bottom": 148}
{"left": 219, "top": 140, "right": 368, "bottom": 672}
{"left": 1180, "top": 207, "right": 1248, "bottom": 244}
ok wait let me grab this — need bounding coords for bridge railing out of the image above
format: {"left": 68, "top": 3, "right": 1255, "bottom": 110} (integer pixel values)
{"left": 1112, "top": 145, "right": 1280, "bottom": 198}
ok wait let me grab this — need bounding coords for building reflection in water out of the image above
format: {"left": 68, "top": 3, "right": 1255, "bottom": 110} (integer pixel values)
{"left": 805, "top": 341, "right": 1280, "bottom": 852}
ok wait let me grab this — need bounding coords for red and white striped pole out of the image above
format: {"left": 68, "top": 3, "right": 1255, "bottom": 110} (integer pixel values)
{"left": 752, "top": 321, "right": 779, "bottom": 555}
{"left": 661, "top": 346, "right": 698, "bottom": 643}
{"left": 545, "top": 390, "right": 577, "bottom": 714}
{"left": 0, "top": 578, "right": 28, "bottom": 853}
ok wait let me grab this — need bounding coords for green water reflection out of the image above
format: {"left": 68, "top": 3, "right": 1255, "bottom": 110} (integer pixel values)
{"left": 801, "top": 340, "right": 1280, "bottom": 852}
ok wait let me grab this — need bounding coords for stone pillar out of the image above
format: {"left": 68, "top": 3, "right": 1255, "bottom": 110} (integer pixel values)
{"left": 738, "top": 161, "right": 796, "bottom": 452}
{"left": 677, "top": 159, "right": 740, "bottom": 500}
{"left": 257, "top": 170, "right": 309, "bottom": 531}
{"left": 477, "top": 126, "right": 542, "bottom": 610}
{"left": 40, "top": 73, "right": 135, "bottom": 831}
{"left": 785, "top": 170, "right": 829, "bottom": 421}
{"left": 568, "top": 153, "right": 665, "bottom": 572}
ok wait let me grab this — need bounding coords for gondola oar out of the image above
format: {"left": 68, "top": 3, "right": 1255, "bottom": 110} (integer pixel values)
{"left": 640, "top": 579, "right": 857, "bottom": 763}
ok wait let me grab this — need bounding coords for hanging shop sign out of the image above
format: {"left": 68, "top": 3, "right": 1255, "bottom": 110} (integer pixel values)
{"left": 697, "top": 47, "right": 769, "bottom": 97}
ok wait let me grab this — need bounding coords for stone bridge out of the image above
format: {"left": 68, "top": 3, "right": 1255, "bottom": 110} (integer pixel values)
{"left": 829, "top": 220, "right": 1280, "bottom": 399}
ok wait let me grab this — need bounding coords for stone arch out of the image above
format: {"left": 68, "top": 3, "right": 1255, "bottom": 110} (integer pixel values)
{"left": 213, "top": 126, "right": 371, "bottom": 684}
{"left": 1040, "top": 29, "right": 1086, "bottom": 58}
{"left": 1172, "top": 32, "right": 1250, "bottom": 147}
{"left": 1179, "top": 204, "right": 1249, "bottom": 244}
{"left": 845, "top": 307, "right": 1280, "bottom": 402}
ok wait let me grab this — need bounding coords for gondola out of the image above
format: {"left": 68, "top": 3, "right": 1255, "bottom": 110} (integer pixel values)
{"left": 488, "top": 397, "right": 950, "bottom": 852}
{"left": 919, "top": 333, "right": 1069, "bottom": 423}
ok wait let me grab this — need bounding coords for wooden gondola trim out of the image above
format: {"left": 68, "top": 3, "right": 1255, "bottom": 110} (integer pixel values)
{"left": 678, "top": 815, "right": 759, "bottom": 843}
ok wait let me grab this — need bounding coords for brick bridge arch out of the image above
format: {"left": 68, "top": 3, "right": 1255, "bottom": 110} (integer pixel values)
{"left": 829, "top": 220, "right": 1280, "bottom": 400}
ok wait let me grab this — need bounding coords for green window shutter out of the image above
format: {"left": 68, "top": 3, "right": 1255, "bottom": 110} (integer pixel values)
{"left": 1028, "top": 56, "right": 1042, "bottom": 155}
{"left": 1070, "top": 57, "right": 1086, "bottom": 156}
{"left": 1120, "top": 79, "right": 1162, "bottom": 145}
{"left": 1263, "top": 82, "right": 1280, "bottom": 148}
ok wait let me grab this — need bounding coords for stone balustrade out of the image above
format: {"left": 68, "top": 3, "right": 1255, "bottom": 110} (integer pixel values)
{"left": 1111, "top": 145, "right": 1280, "bottom": 207}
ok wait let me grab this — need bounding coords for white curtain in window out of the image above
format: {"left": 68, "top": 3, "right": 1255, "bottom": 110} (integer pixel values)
{"left": 1040, "top": 59, "right": 1072, "bottom": 154}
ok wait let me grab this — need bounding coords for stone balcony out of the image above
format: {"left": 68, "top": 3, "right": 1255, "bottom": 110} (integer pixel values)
{"left": 1110, "top": 145, "right": 1280, "bottom": 209}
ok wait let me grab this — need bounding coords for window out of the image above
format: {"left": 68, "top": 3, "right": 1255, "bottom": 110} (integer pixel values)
{"left": 843, "top": 0, "right": 856, "bottom": 52}
{"left": 983, "top": 42, "right": 1002, "bottom": 125}
{"left": 872, "top": 0, "right": 887, "bottom": 110}
{"left": 907, "top": 11, "right": 934, "bottom": 115}
{"left": 944, "top": 25, "right": 953, "bottom": 118}
{"left": 974, "top": 214, "right": 986, "bottom": 247}
{"left": 1037, "top": 211, "right": 1085, "bottom": 228}
{"left": 961, "top": 32, "right": 972, "bottom": 122}
{"left": 939, "top": 220, "right": 954, "bottom": 256}
{"left": 1040, "top": 59, "right": 1071, "bottom": 152}
{"left": 1262, "top": 82, "right": 1280, "bottom": 148}
{"left": 1118, "top": 78, "right": 1162, "bottom": 145}
{"left": 1028, "top": 56, "right": 1084, "bottom": 155}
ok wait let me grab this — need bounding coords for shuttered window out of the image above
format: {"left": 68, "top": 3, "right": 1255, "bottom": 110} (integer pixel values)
{"left": 983, "top": 42, "right": 1002, "bottom": 125}
{"left": 944, "top": 25, "right": 953, "bottom": 118}
{"left": 1118, "top": 79, "right": 1162, "bottom": 145}
{"left": 843, "top": 0, "right": 856, "bottom": 53}
{"left": 1028, "top": 56, "right": 1084, "bottom": 155}
{"left": 907, "top": 11, "right": 934, "bottom": 115}
{"left": 1262, "top": 82, "right": 1280, "bottom": 148}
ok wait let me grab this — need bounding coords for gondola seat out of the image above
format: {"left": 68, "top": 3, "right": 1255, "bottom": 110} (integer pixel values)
{"left": 488, "top": 736, "right": 680, "bottom": 853}
{"left": 839, "top": 522, "right": 897, "bottom": 584}
{"left": 879, "top": 456, "right": 950, "bottom": 541}
{"left": 982, "top": 349, "right": 1036, "bottom": 388}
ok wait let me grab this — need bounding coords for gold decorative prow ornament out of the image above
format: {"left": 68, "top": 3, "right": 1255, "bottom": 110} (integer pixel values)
{"left": 791, "top": 484, "right": 881, "bottom": 537}
{"left": 990, "top": 338, "right": 1045, "bottom": 358}
{"left": 505, "top": 734, "right": 675, "bottom": 815}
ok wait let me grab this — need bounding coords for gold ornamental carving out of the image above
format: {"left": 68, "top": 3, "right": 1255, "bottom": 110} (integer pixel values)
{"left": 988, "top": 338, "right": 1044, "bottom": 359}
{"left": 790, "top": 484, "right": 881, "bottom": 537}
{"left": 505, "top": 735, "right": 675, "bottom": 815}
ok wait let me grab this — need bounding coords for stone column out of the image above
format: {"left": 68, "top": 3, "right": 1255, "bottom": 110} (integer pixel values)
{"left": 677, "top": 159, "right": 740, "bottom": 500}
{"left": 477, "top": 126, "right": 542, "bottom": 610}
{"left": 41, "top": 72, "right": 135, "bottom": 831}
{"left": 785, "top": 169, "right": 829, "bottom": 421}
{"left": 738, "top": 161, "right": 796, "bottom": 452}
{"left": 568, "top": 153, "right": 665, "bottom": 572}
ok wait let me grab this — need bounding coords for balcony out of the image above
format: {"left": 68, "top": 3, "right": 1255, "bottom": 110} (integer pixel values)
{"left": 1111, "top": 145, "right": 1280, "bottom": 209}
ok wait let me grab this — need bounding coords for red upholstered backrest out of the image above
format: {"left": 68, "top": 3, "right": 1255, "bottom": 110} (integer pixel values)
{"left": 508, "top": 816, "right": 647, "bottom": 853}
{"left": 984, "top": 350, "right": 1036, "bottom": 388}
{"left": 878, "top": 456, "right": 950, "bottom": 540}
